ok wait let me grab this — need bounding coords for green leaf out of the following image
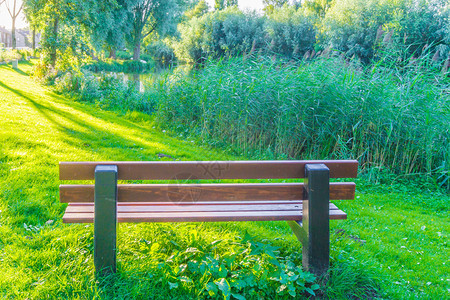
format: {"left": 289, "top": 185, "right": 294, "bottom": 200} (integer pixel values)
{"left": 206, "top": 281, "right": 218, "bottom": 296}
{"left": 169, "top": 240, "right": 180, "bottom": 247}
{"left": 305, "top": 287, "right": 316, "bottom": 296}
{"left": 276, "top": 284, "right": 287, "bottom": 294}
{"left": 219, "top": 264, "right": 228, "bottom": 277}
{"left": 232, "top": 293, "right": 246, "bottom": 300}
{"left": 311, "top": 283, "right": 320, "bottom": 290}
{"left": 215, "top": 278, "right": 231, "bottom": 300}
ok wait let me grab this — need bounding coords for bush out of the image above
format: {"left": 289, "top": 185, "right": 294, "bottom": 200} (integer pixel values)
{"left": 54, "top": 70, "right": 155, "bottom": 114}
{"left": 322, "top": 0, "right": 450, "bottom": 63}
{"left": 175, "top": 6, "right": 316, "bottom": 62}
{"left": 266, "top": 5, "right": 316, "bottom": 59}
{"left": 116, "top": 50, "right": 132, "bottom": 60}
{"left": 146, "top": 41, "right": 176, "bottom": 65}
{"left": 0, "top": 49, "right": 22, "bottom": 63}
{"left": 176, "top": 7, "right": 266, "bottom": 63}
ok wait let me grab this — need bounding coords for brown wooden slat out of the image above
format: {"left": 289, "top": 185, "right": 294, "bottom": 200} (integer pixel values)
{"left": 62, "top": 209, "right": 347, "bottom": 223}
{"left": 59, "top": 160, "right": 358, "bottom": 180}
{"left": 60, "top": 182, "right": 356, "bottom": 203}
{"left": 64, "top": 202, "right": 340, "bottom": 213}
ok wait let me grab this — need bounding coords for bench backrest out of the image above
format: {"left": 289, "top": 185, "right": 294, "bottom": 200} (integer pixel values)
{"left": 60, "top": 160, "right": 358, "bottom": 203}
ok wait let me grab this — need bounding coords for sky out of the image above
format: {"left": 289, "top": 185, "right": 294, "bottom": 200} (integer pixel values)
{"left": 0, "top": 0, "right": 265, "bottom": 30}
{"left": 205, "top": 0, "right": 265, "bottom": 12}
{"left": 0, "top": 0, "right": 27, "bottom": 29}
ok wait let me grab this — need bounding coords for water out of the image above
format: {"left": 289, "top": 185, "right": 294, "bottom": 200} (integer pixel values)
{"left": 99, "top": 65, "right": 193, "bottom": 93}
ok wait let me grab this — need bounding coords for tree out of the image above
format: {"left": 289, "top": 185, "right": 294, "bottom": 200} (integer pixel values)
{"left": 263, "top": 0, "right": 288, "bottom": 14}
{"left": 128, "top": 0, "right": 179, "bottom": 61}
{"left": 214, "top": 0, "right": 236, "bottom": 11}
{"left": 5, "top": 0, "right": 24, "bottom": 49}
{"left": 23, "top": 0, "right": 45, "bottom": 50}
{"left": 303, "top": 0, "right": 332, "bottom": 17}
{"left": 184, "top": 0, "right": 209, "bottom": 19}
{"left": 88, "top": 0, "right": 132, "bottom": 58}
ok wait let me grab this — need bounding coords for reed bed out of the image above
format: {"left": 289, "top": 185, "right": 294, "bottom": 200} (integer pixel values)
{"left": 150, "top": 57, "right": 449, "bottom": 187}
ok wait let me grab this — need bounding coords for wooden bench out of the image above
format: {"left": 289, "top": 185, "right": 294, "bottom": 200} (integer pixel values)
{"left": 59, "top": 160, "right": 358, "bottom": 276}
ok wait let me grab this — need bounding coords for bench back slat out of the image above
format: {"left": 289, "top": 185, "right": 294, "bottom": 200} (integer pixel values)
{"left": 59, "top": 160, "right": 358, "bottom": 181}
{"left": 59, "top": 182, "right": 355, "bottom": 203}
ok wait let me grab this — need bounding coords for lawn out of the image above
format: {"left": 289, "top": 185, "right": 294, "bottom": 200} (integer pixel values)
{"left": 0, "top": 62, "right": 448, "bottom": 299}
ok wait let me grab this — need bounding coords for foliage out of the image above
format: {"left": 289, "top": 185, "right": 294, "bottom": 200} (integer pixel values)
{"left": 0, "top": 49, "right": 32, "bottom": 62}
{"left": 175, "top": 6, "right": 317, "bottom": 62}
{"left": 116, "top": 50, "right": 133, "bottom": 60}
{"left": 88, "top": 0, "right": 132, "bottom": 57}
{"left": 214, "top": 0, "right": 237, "bottom": 11}
{"left": 127, "top": 0, "right": 180, "bottom": 60}
{"left": 150, "top": 57, "right": 449, "bottom": 188}
{"left": 184, "top": 0, "right": 209, "bottom": 20}
{"left": 396, "top": 0, "right": 450, "bottom": 57}
{"left": 143, "top": 236, "right": 320, "bottom": 298}
{"left": 266, "top": 5, "right": 316, "bottom": 59}
{"left": 146, "top": 40, "right": 177, "bottom": 65}
{"left": 81, "top": 58, "right": 155, "bottom": 73}
{"left": 321, "top": 0, "right": 450, "bottom": 63}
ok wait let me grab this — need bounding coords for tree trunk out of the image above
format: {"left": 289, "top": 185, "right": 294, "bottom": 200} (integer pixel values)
{"left": 133, "top": 41, "right": 140, "bottom": 61}
{"left": 109, "top": 48, "right": 117, "bottom": 59}
{"left": 12, "top": 17, "right": 16, "bottom": 49}
{"left": 32, "top": 28, "right": 35, "bottom": 50}
{"left": 49, "top": 17, "right": 59, "bottom": 67}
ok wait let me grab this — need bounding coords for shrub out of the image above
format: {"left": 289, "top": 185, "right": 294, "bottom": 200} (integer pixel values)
{"left": 175, "top": 6, "right": 316, "bottom": 63}
{"left": 176, "top": 7, "right": 266, "bottom": 63}
{"left": 0, "top": 49, "right": 22, "bottom": 63}
{"left": 116, "top": 50, "right": 132, "bottom": 60}
{"left": 266, "top": 5, "right": 316, "bottom": 59}
{"left": 146, "top": 41, "right": 177, "bottom": 65}
{"left": 321, "top": 0, "right": 450, "bottom": 63}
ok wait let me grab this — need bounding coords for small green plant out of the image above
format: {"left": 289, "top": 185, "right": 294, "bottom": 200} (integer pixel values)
{"left": 150, "top": 235, "right": 320, "bottom": 299}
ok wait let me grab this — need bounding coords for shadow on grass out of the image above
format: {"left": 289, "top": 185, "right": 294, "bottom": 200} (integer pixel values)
{"left": 0, "top": 80, "right": 175, "bottom": 160}
{"left": 12, "top": 67, "right": 28, "bottom": 76}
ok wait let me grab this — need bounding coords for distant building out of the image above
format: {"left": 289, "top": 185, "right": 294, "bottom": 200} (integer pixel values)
{"left": 0, "top": 27, "right": 12, "bottom": 48}
{"left": 15, "top": 29, "right": 29, "bottom": 48}
{"left": 0, "top": 27, "right": 41, "bottom": 49}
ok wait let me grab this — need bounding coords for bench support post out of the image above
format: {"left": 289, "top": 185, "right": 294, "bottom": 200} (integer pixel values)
{"left": 94, "top": 165, "right": 118, "bottom": 275}
{"left": 287, "top": 163, "right": 330, "bottom": 277}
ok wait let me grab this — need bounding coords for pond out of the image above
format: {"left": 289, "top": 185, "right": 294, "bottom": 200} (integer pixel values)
{"left": 98, "top": 65, "right": 193, "bottom": 93}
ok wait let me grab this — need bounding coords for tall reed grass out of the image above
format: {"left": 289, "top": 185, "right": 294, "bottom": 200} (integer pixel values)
{"left": 149, "top": 57, "right": 449, "bottom": 187}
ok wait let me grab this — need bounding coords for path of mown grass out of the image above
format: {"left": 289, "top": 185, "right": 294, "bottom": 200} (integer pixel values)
{"left": 0, "top": 62, "right": 448, "bottom": 299}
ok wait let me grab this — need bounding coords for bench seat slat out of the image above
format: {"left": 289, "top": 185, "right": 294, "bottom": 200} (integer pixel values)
{"left": 65, "top": 202, "right": 340, "bottom": 213}
{"left": 60, "top": 160, "right": 358, "bottom": 180}
{"left": 60, "top": 182, "right": 356, "bottom": 203}
{"left": 62, "top": 202, "right": 346, "bottom": 223}
{"left": 63, "top": 209, "right": 347, "bottom": 223}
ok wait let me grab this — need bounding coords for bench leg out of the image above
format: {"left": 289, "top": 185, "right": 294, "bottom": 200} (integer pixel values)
{"left": 94, "top": 165, "right": 118, "bottom": 275}
{"left": 287, "top": 163, "right": 330, "bottom": 277}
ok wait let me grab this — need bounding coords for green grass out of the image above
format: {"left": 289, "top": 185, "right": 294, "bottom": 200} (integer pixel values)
{"left": 0, "top": 62, "right": 449, "bottom": 299}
